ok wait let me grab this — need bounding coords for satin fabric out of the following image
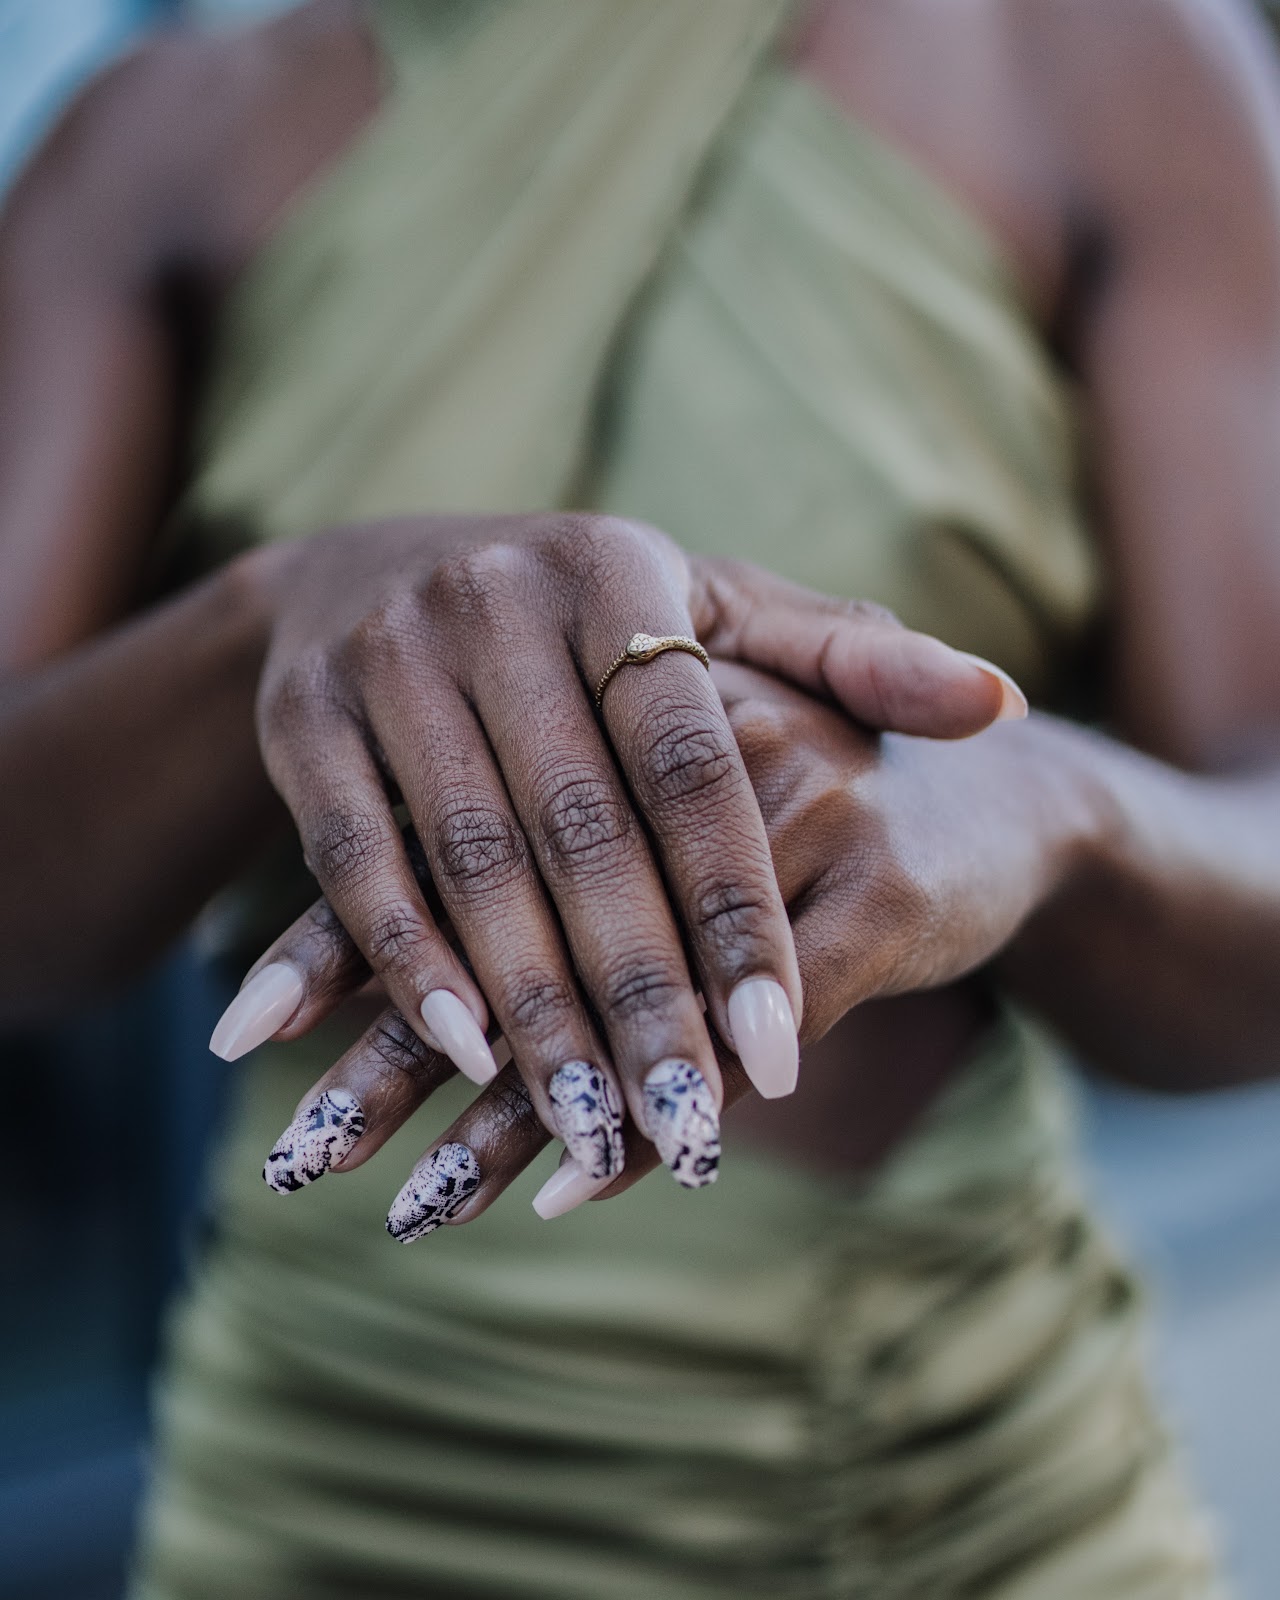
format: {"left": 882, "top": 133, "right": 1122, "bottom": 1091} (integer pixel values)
{"left": 134, "top": 4, "right": 1222, "bottom": 1593}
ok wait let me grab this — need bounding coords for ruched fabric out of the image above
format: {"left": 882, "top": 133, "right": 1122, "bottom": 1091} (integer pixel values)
{"left": 134, "top": 1019, "right": 1221, "bottom": 1597}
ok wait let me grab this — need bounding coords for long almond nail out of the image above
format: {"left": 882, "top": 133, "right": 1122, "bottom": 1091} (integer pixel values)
{"left": 420, "top": 991, "right": 498, "bottom": 1085}
{"left": 642, "top": 1060, "right": 720, "bottom": 1189}
{"left": 547, "top": 1062, "right": 625, "bottom": 1181}
{"left": 532, "top": 1156, "right": 612, "bottom": 1220}
{"left": 956, "top": 652, "right": 1028, "bottom": 721}
{"left": 727, "top": 978, "right": 799, "bottom": 1099}
{"left": 386, "top": 1142, "right": 482, "bottom": 1243}
{"left": 209, "top": 963, "right": 304, "bottom": 1061}
{"left": 263, "top": 1088, "right": 365, "bottom": 1194}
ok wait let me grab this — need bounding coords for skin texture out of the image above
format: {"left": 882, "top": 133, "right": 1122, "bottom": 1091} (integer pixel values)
{"left": 241, "top": 529, "right": 1005, "bottom": 1186}
{"left": 3, "top": 1, "right": 1280, "bottom": 1213}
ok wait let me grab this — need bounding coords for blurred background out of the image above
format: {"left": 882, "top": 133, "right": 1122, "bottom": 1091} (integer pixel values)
{"left": 1, "top": 4, "right": 1279, "bottom": 1598}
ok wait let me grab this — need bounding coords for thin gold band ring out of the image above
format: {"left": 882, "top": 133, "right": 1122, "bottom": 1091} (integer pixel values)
{"left": 594, "top": 631, "right": 711, "bottom": 708}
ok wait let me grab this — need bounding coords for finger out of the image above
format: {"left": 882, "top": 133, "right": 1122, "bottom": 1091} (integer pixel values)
{"left": 363, "top": 675, "right": 630, "bottom": 1187}
{"left": 261, "top": 1005, "right": 457, "bottom": 1193}
{"left": 454, "top": 634, "right": 728, "bottom": 1181}
{"left": 570, "top": 577, "right": 802, "bottom": 1101}
{"left": 386, "top": 1047, "right": 755, "bottom": 1240}
{"left": 535, "top": 1047, "right": 755, "bottom": 1218}
{"left": 209, "top": 898, "right": 367, "bottom": 1061}
{"left": 208, "top": 829, "right": 446, "bottom": 1060}
{"left": 386, "top": 1066, "right": 552, "bottom": 1242}
{"left": 689, "top": 557, "right": 1026, "bottom": 736}
{"left": 260, "top": 706, "right": 499, "bottom": 1086}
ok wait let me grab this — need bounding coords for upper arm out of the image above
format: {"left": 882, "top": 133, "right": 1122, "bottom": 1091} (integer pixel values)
{"left": 0, "top": 43, "right": 198, "bottom": 670}
{"left": 1046, "top": 0, "right": 1280, "bottom": 769}
{"left": 0, "top": 2, "right": 381, "bottom": 672}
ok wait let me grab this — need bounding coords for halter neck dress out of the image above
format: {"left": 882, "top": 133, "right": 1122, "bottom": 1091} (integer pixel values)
{"left": 132, "top": 5, "right": 1221, "bottom": 1595}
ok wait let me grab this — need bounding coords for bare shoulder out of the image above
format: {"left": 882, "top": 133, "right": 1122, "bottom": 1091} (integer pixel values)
{"left": 1, "top": 0, "right": 380, "bottom": 294}
{"left": 1015, "top": 0, "right": 1280, "bottom": 237}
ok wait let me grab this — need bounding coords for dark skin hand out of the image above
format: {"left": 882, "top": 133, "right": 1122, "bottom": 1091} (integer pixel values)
{"left": 251, "top": 0, "right": 1280, "bottom": 1221}
{"left": 4, "top": 0, "right": 1280, "bottom": 1213}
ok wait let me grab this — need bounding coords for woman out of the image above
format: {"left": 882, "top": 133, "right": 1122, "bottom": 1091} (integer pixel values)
{"left": 3, "top": 0, "right": 1280, "bottom": 1593}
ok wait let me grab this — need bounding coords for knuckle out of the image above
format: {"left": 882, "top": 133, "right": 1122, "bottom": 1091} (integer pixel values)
{"left": 260, "top": 651, "right": 342, "bottom": 736}
{"left": 433, "top": 800, "right": 528, "bottom": 895}
{"left": 487, "top": 1072, "right": 537, "bottom": 1137}
{"left": 363, "top": 901, "right": 433, "bottom": 976}
{"left": 364, "top": 1010, "right": 438, "bottom": 1089}
{"left": 598, "top": 956, "right": 686, "bottom": 1029}
{"left": 305, "top": 806, "right": 388, "bottom": 892}
{"left": 642, "top": 704, "right": 740, "bottom": 807}
{"left": 688, "top": 879, "right": 774, "bottom": 962}
{"left": 279, "top": 898, "right": 363, "bottom": 990}
{"left": 344, "top": 592, "right": 423, "bottom": 674}
{"left": 428, "top": 545, "right": 519, "bottom": 626}
{"left": 542, "top": 513, "right": 654, "bottom": 591}
{"left": 538, "top": 771, "right": 632, "bottom": 876}
{"left": 545, "top": 511, "right": 623, "bottom": 564}
{"left": 839, "top": 596, "right": 901, "bottom": 630}
{"left": 502, "top": 971, "right": 580, "bottom": 1041}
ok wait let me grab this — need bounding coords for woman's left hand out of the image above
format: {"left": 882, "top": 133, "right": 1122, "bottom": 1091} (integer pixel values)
{"left": 260, "top": 658, "right": 1095, "bottom": 1233}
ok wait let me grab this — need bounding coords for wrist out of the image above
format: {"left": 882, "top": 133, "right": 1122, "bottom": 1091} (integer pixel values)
{"left": 984, "top": 712, "right": 1131, "bottom": 922}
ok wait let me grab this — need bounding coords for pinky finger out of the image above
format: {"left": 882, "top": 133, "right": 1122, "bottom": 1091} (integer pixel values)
{"left": 386, "top": 1067, "right": 553, "bottom": 1243}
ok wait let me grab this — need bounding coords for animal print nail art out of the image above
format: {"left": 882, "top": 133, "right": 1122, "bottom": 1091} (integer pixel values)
{"left": 642, "top": 1060, "right": 720, "bottom": 1189}
{"left": 386, "top": 1142, "right": 481, "bottom": 1244}
{"left": 548, "top": 1062, "right": 625, "bottom": 1181}
{"left": 263, "top": 1088, "right": 365, "bottom": 1194}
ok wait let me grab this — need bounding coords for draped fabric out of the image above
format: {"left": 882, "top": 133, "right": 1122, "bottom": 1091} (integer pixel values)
{"left": 134, "top": 3, "right": 1221, "bottom": 1594}
{"left": 134, "top": 1020, "right": 1222, "bottom": 1598}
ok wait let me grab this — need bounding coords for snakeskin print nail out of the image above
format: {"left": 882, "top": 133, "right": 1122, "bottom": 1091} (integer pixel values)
{"left": 263, "top": 1088, "right": 365, "bottom": 1194}
{"left": 548, "top": 1062, "right": 626, "bottom": 1181}
{"left": 642, "top": 1060, "right": 720, "bottom": 1189}
{"left": 386, "top": 1142, "right": 481, "bottom": 1244}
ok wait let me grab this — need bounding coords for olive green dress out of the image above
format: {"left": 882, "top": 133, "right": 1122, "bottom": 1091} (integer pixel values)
{"left": 131, "top": 4, "right": 1224, "bottom": 1595}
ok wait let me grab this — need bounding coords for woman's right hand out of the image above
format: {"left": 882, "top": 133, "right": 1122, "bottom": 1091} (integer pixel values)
{"left": 219, "top": 516, "right": 1020, "bottom": 1206}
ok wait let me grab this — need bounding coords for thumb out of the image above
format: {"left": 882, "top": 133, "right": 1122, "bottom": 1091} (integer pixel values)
{"left": 688, "top": 557, "right": 1026, "bottom": 739}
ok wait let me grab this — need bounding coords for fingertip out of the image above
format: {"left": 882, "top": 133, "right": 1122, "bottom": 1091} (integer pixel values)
{"left": 532, "top": 1155, "right": 612, "bottom": 1219}
{"left": 954, "top": 652, "right": 1028, "bottom": 724}
{"left": 210, "top": 962, "right": 305, "bottom": 1061}
{"left": 420, "top": 990, "right": 499, "bottom": 1084}
{"left": 726, "top": 977, "right": 799, "bottom": 1099}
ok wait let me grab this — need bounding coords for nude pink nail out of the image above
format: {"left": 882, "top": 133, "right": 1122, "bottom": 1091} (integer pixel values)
{"left": 532, "top": 1157, "right": 612, "bottom": 1220}
{"left": 957, "top": 652, "right": 1028, "bottom": 721}
{"left": 727, "top": 978, "right": 799, "bottom": 1099}
{"left": 420, "top": 990, "right": 498, "bottom": 1085}
{"left": 209, "top": 963, "right": 304, "bottom": 1061}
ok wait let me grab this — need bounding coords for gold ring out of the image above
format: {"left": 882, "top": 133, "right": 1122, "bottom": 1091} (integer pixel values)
{"left": 594, "top": 631, "right": 711, "bottom": 707}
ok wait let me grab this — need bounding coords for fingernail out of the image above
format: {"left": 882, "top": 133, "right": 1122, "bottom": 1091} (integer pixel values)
{"left": 209, "top": 963, "right": 304, "bottom": 1061}
{"left": 642, "top": 1060, "right": 720, "bottom": 1189}
{"left": 386, "top": 1142, "right": 481, "bottom": 1243}
{"left": 956, "top": 651, "right": 1028, "bottom": 721}
{"left": 263, "top": 1088, "right": 365, "bottom": 1194}
{"left": 547, "top": 1062, "right": 626, "bottom": 1181}
{"left": 420, "top": 991, "right": 499, "bottom": 1085}
{"left": 532, "top": 1156, "right": 612, "bottom": 1220}
{"left": 727, "top": 978, "right": 799, "bottom": 1099}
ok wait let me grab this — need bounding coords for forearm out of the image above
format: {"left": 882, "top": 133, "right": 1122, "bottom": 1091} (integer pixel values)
{"left": 0, "top": 552, "right": 285, "bottom": 1019}
{"left": 995, "top": 715, "right": 1280, "bottom": 1090}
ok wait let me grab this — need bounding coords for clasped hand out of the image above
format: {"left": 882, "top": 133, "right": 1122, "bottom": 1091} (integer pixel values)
{"left": 212, "top": 513, "right": 1029, "bottom": 1236}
